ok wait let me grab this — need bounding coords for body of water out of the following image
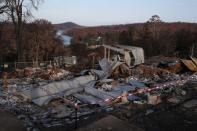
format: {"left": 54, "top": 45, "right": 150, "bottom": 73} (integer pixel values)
{"left": 56, "top": 30, "right": 72, "bottom": 46}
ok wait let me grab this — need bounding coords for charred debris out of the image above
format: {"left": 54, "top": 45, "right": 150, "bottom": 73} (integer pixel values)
{"left": 0, "top": 45, "right": 197, "bottom": 131}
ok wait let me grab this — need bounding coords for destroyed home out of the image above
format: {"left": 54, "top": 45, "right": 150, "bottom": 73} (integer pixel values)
{"left": 103, "top": 44, "right": 145, "bottom": 66}
{"left": 0, "top": 1, "right": 197, "bottom": 131}
{"left": 0, "top": 53, "right": 197, "bottom": 131}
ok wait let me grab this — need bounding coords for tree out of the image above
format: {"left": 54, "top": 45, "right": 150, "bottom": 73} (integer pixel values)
{"left": 175, "top": 29, "right": 196, "bottom": 57}
{"left": 157, "top": 29, "right": 175, "bottom": 56}
{"left": 104, "top": 32, "right": 119, "bottom": 45}
{"left": 0, "top": 22, "right": 16, "bottom": 64}
{"left": 24, "top": 19, "right": 65, "bottom": 62}
{"left": 0, "top": 0, "right": 7, "bottom": 14}
{"left": 69, "top": 42, "right": 87, "bottom": 60}
{"left": 149, "top": 15, "right": 162, "bottom": 23}
{"left": 138, "top": 23, "right": 154, "bottom": 56}
{"left": 138, "top": 15, "right": 165, "bottom": 56}
{"left": 5, "top": 0, "right": 43, "bottom": 62}
{"left": 148, "top": 15, "right": 162, "bottom": 38}
{"left": 119, "top": 27, "right": 135, "bottom": 45}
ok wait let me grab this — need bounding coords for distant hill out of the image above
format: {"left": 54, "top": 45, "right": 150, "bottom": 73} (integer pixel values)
{"left": 53, "top": 22, "right": 83, "bottom": 32}
{"left": 67, "top": 22, "right": 197, "bottom": 39}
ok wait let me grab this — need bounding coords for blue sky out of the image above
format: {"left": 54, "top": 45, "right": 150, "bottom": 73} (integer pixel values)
{"left": 34, "top": 0, "right": 197, "bottom": 26}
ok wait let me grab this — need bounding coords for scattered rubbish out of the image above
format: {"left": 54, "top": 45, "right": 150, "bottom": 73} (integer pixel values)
{"left": 181, "top": 59, "right": 197, "bottom": 72}
{"left": 128, "top": 80, "right": 146, "bottom": 88}
{"left": 183, "top": 99, "right": 197, "bottom": 108}
{"left": 190, "top": 57, "right": 197, "bottom": 66}
{"left": 145, "top": 109, "right": 154, "bottom": 115}
{"left": 168, "top": 97, "right": 181, "bottom": 104}
{"left": 127, "top": 95, "right": 141, "bottom": 101}
{"left": 0, "top": 56, "right": 197, "bottom": 130}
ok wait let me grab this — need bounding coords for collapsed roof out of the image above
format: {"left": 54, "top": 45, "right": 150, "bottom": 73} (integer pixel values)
{"left": 102, "top": 44, "right": 145, "bottom": 66}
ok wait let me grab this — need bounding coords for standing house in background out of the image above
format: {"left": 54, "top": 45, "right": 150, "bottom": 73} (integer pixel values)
{"left": 102, "top": 44, "right": 145, "bottom": 67}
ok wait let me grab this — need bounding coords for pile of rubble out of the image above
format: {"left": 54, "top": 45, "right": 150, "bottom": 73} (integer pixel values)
{"left": 0, "top": 56, "right": 197, "bottom": 131}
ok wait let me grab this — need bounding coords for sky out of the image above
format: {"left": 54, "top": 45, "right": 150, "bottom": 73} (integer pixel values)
{"left": 33, "top": 0, "right": 197, "bottom": 26}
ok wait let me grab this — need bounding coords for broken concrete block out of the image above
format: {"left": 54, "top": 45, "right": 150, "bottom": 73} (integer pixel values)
{"left": 147, "top": 93, "right": 161, "bottom": 105}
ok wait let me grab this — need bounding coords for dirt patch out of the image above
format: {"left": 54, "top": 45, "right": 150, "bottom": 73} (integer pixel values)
{"left": 0, "top": 109, "right": 26, "bottom": 131}
{"left": 77, "top": 115, "right": 143, "bottom": 131}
